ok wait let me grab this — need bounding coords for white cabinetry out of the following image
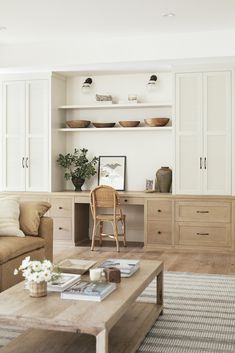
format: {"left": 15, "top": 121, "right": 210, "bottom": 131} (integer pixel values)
{"left": 3, "top": 79, "right": 49, "bottom": 191}
{"left": 175, "top": 70, "right": 232, "bottom": 195}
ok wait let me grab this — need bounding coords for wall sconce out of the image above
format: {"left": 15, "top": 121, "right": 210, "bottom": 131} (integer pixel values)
{"left": 147, "top": 74, "right": 157, "bottom": 91}
{"left": 82, "top": 77, "right": 93, "bottom": 94}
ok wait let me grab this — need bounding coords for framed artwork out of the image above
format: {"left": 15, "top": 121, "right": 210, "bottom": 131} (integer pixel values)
{"left": 98, "top": 156, "right": 126, "bottom": 191}
{"left": 145, "top": 179, "right": 154, "bottom": 192}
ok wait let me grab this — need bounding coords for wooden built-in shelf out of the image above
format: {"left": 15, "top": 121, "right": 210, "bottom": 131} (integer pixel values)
{"left": 58, "top": 102, "right": 172, "bottom": 110}
{"left": 58, "top": 126, "right": 173, "bottom": 132}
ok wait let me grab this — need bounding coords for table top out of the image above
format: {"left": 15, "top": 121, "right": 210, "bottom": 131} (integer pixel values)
{"left": 0, "top": 260, "right": 163, "bottom": 335}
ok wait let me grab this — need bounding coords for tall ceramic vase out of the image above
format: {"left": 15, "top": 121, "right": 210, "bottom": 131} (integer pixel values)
{"left": 156, "top": 167, "right": 172, "bottom": 193}
{"left": 72, "top": 177, "right": 85, "bottom": 191}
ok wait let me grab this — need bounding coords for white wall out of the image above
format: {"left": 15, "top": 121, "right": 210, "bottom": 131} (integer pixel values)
{"left": 63, "top": 72, "right": 173, "bottom": 192}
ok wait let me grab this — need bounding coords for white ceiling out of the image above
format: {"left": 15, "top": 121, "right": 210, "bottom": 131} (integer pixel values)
{"left": 0, "top": 0, "right": 235, "bottom": 44}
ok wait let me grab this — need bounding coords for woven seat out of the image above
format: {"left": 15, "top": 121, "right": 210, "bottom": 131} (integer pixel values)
{"left": 90, "top": 185, "right": 127, "bottom": 252}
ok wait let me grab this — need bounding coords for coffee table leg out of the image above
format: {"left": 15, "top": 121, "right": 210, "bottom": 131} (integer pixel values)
{"left": 96, "top": 329, "right": 108, "bottom": 353}
{"left": 157, "top": 270, "right": 163, "bottom": 315}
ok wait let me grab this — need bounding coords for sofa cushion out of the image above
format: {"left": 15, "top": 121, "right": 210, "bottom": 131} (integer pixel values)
{"left": 19, "top": 201, "right": 51, "bottom": 236}
{"left": 0, "top": 236, "right": 45, "bottom": 265}
{"left": 0, "top": 196, "right": 25, "bottom": 237}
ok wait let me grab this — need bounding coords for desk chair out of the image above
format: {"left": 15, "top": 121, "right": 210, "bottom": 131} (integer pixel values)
{"left": 90, "top": 185, "right": 127, "bottom": 252}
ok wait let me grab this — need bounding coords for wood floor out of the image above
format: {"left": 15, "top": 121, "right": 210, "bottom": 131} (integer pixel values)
{"left": 54, "top": 243, "right": 235, "bottom": 275}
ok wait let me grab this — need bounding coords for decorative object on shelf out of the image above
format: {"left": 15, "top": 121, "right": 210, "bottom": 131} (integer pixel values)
{"left": 119, "top": 120, "right": 140, "bottom": 127}
{"left": 92, "top": 122, "right": 116, "bottom": 128}
{"left": 104, "top": 267, "right": 121, "bottom": 283}
{"left": 96, "top": 94, "right": 113, "bottom": 104}
{"left": 156, "top": 166, "right": 172, "bottom": 193}
{"left": 66, "top": 120, "right": 91, "bottom": 128}
{"left": 14, "top": 257, "right": 55, "bottom": 297}
{"left": 144, "top": 117, "right": 169, "bottom": 127}
{"left": 98, "top": 156, "right": 126, "bottom": 190}
{"left": 145, "top": 179, "right": 154, "bottom": 192}
{"left": 82, "top": 78, "right": 93, "bottom": 94}
{"left": 57, "top": 148, "right": 98, "bottom": 191}
{"left": 147, "top": 74, "right": 157, "bottom": 91}
{"left": 128, "top": 94, "right": 138, "bottom": 104}
{"left": 89, "top": 268, "right": 105, "bottom": 282}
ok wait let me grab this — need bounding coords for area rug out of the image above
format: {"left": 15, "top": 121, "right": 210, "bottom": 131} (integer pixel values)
{"left": 1, "top": 272, "right": 235, "bottom": 353}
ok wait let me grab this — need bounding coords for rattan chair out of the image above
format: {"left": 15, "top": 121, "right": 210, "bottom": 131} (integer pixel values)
{"left": 90, "top": 185, "right": 127, "bottom": 252}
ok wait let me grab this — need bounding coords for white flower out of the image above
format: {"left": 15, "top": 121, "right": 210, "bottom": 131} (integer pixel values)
{"left": 14, "top": 269, "right": 18, "bottom": 275}
{"left": 41, "top": 270, "right": 52, "bottom": 282}
{"left": 31, "top": 261, "right": 42, "bottom": 272}
{"left": 14, "top": 257, "right": 54, "bottom": 284}
{"left": 19, "top": 256, "right": 31, "bottom": 270}
{"left": 42, "top": 260, "right": 53, "bottom": 271}
{"left": 31, "top": 272, "right": 42, "bottom": 284}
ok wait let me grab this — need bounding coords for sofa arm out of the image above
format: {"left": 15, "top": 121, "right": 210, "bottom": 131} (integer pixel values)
{"left": 38, "top": 217, "right": 53, "bottom": 262}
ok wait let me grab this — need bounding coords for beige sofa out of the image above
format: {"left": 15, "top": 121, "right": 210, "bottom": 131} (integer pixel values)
{"left": 0, "top": 217, "right": 53, "bottom": 292}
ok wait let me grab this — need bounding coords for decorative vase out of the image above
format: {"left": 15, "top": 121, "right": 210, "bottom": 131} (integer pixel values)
{"left": 29, "top": 281, "right": 47, "bottom": 297}
{"left": 156, "top": 167, "right": 172, "bottom": 193}
{"left": 71, "top": 177, "right": 85, "bottom": 191}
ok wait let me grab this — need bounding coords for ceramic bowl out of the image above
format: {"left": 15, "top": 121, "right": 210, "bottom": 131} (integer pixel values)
{"left": 144, "top": 118, "right": 169, "bottom": 127}
{"left": 66, "top": 120, "right": 91, "bottom": 128}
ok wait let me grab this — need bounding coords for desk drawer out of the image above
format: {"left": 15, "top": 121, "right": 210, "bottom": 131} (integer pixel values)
{"left": 120, "top": 197, "right": 144, "bottom": 205}
{"left": 146, "top": 221, "right": 172, "bottom": 245}
{"left": 175, "top": 201, "right": 231, "bottom": 223}
{"left": 50, "top": 198, "right": 72, "bottom": 218}
{"left": 175, "top": 222, "right": 231, "bottom": 247}
{"left": 147, "top": 200, "right": 172, "bottom": 220}
{"left": 53, "top": 218, "right": 72, "bottom": 241}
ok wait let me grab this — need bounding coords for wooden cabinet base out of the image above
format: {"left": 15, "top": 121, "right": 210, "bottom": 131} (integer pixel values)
{"left": 0, "top": 302, "right": 162, "bottom": 353}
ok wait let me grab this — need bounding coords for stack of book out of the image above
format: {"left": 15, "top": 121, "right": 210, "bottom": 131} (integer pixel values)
{"left": 100, "top": 259, "right": 140, "bottom": 277}
{"left": 47, "top": 273, "right": 81, "bottom": 292}
{"left": 61, "top": 281, "right": 117, "bottom": 302}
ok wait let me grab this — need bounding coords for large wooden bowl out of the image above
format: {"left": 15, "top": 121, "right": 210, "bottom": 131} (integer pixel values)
{"left": 66, "top": 120, "right": 91, "bottom": 128}
{"left": 119, "top": 121, "right": 140, "bottom": 127}
{"left": 144, "top": 118, "right": 169, "bottom": 127}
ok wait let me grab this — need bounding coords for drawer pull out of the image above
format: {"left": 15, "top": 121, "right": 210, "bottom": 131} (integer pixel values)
{"left": 196, "top": 211, "right": 209, "bottom": 214}
{"left": 58, "top": 206, "right": 63, "bottom": 209}
{"left": 58, "top": 227, "right": 63, "bottom": 230}
{"left": 157, "top": 209, "right": 162, "bottom": 213}
{"left": 158, "top": 231, "right": 162, "bottom": 234}
{"left": 124, "top": 199, "right": 128, "bottom": 202}
{"left": 196, "top": 232, "right": 209, "bottom": 236}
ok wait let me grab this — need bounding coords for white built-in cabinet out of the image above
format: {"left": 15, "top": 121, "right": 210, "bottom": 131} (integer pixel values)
{"left": 175, "top": 70, "right": 232, "bottom": 195}
{"left": 2, "top": 79, "right": 49, "bottom": 191}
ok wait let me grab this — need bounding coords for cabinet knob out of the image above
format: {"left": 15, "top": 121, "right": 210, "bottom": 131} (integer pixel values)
{"left": 124, "top": 199, "right": 128, "bottom": 203}
{"left": 58, "top": 206, "right": 63, "bottom": 209}
{"left": 157, "top": 209, "right": 162, "bottom": 213}
{"left": 158, "top": 231, "right": 162, "bottom": 234}
{"left": 58, "top": 227, "right": 63, "bottom": 230}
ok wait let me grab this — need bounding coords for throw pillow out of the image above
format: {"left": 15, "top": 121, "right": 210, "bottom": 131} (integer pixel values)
{"left": 0, "top": 196, "right": 25, "bottom": 237}
{"left": 19, "top": 201, "right": 51, "bottom": 236}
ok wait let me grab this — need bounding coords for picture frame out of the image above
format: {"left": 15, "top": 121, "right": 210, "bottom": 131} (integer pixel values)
{"left": 145, "top": 179, "right": 154, "bottom": 192}
{"left": 98, "top": 156, "right": 126, "bottom": 191}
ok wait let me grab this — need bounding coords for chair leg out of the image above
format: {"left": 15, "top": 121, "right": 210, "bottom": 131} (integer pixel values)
{"left": 122, "top": 216, "right": 127, "bottom": 247}
{"left": 113, "top": 221, "right": 120, "bottom": 252}
{"left": 91, "top": 220, "right": 97, "bottom": 251}
{"left": 99, "top": 221, "right": 103, "bottom": 246}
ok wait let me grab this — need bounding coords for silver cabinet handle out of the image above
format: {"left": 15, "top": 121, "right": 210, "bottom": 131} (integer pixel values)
{"left": 204, "top": 157, "right": 207, "bottom": 170}
{"left": 200, "top": 157, "right": 202, "bottom": 169}
{"left": 25, "top": 157, "right": 29, "bottom": 168}
{"left": 22, "top": 157, "right": 25, "bottom": 168}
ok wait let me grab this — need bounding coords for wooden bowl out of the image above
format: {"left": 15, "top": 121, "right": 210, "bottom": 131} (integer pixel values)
{"left": 119, "top": 120, "right": 140, "bottom": 127}
{"left": 66, "top": 120, "right": 91, "bottom": 128}
{"left": 92, "top": 122, "right": 116, "bottom": 128}
{"left": 144, "top": 118, "right": 169, "bottom": 127}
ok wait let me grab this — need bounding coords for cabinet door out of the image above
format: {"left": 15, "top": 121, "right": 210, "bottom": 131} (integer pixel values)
{"left": 25, "top": 80, "right": 49, "bottom": 191}
{"left": 203, "top": 71, "right": 232, "bottom": 195}
{"left": 3, "top": 81, "right": 26, "bottom": 191}
{"left": 175, "top": 73, "right": 203, "bottom": 194}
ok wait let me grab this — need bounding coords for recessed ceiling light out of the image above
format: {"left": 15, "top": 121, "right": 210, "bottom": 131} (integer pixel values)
{"left": 0, "top": 26, "right": 7, "bottom": 31}
{"left": 162, "top": 13, "right": 175, "bottom": 17}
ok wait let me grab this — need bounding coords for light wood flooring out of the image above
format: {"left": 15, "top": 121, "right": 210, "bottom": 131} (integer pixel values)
{"left": 54, "top": 243, "right": 235, "bottom": 275}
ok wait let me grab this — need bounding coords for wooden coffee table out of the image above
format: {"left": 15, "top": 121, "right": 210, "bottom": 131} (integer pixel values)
{"left": 0, "top": 260, "right": 163, "bottom": 353}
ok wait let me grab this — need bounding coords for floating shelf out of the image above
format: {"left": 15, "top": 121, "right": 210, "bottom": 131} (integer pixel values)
{"left": 58, "top": 127, "right": 173, "bottom": 132}
{"left": 58, "top": 102, "right": 172, "bottom": 110}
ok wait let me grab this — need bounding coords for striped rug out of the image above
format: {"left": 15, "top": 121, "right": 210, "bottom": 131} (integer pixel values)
{"left": 1, "top": 272, "right": 235, "bottom": 352}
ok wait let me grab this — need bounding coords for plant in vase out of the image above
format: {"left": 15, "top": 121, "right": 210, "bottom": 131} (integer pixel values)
{"left": 14, "top": 257, "right": 59, "bottom": 297}
{"left": 57, "top": 148, "right": 98, "bottom": 191}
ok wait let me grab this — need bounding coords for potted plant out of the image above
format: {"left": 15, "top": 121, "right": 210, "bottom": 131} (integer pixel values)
{"left": 57, "top": 148, "right": 98, "bottom": 191}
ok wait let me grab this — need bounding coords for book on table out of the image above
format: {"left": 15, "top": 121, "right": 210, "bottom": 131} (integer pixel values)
{"left": 47, "top": 273, "right": 81, "bottom": 292}
{"left": 100, "top": 259, "right": 140, "bottom": 277}
{"left": 61, "top": 281, "right": 117, "bottom": 301}
{"left": 57, "top": 259, "right": 97, "bottom": 275}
